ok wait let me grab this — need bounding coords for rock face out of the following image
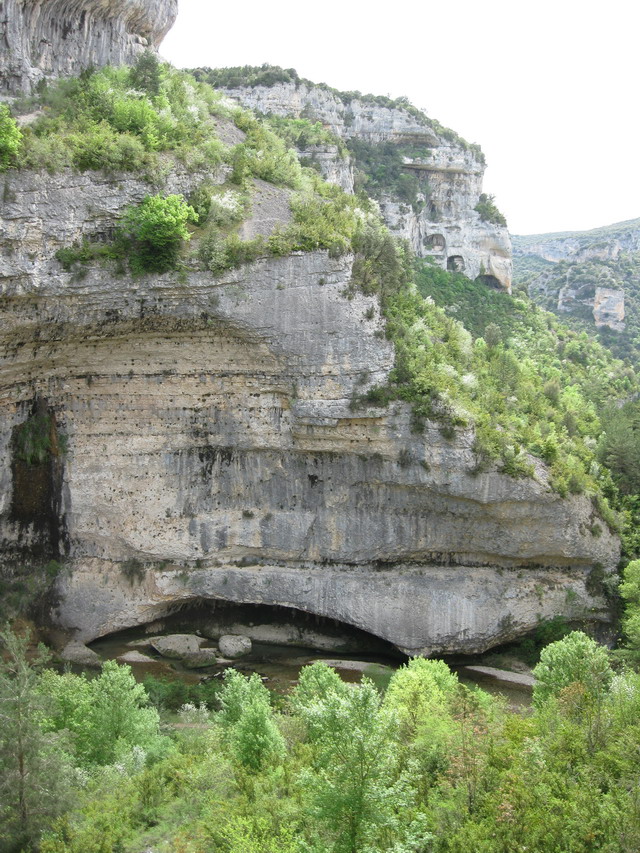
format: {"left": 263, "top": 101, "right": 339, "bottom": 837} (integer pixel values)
{"left": 593, "top": 287, "right": 625, "bottom": 331}
{"left": 0, "top": 0, "right": 178, "bottom": 94}
{"left": 513, "top": 219, "right": 640, "bottom": 265}
{"left": 513, "top": 220, "right": 640, "bottom": 335}
{"left": 219, "top": 81, "right": 512, "bottom": 291}
{"left": 0, "top": 167, "right": 619, "bottom": 655}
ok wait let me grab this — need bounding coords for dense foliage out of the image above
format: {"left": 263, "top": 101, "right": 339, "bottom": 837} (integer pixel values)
{"left": 11, "top": 54, "right": 229, "bottom": 175}
{"left": 3, "top": 630, "right": 640, "bottom": 852}
{"left": 348, "top": 138, "right": 430, "bottom": 212}
{"left": 0, "top": 104, "right": 22, "bottom": 171}
{"left": 119, "top": 194, "right": 198, "bottom": 274}
{"left": 349, "top": 242, "right": 638, "bottom": 522}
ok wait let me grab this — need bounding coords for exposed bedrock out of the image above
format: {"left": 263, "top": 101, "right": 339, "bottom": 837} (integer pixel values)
{"left": 0, "top": 0, "right": 178, "bottom": 94}
{"left": 0, "top": 171, "right": 618, "bottom": 654}
{"left": 57, "top": 560, "right": 614, "bottom": 657}
{"left": 220, "top": 81, "right": 513, "bottom": 291}
{"left": 0, "top": 178, "right": 618, "bottom": 653}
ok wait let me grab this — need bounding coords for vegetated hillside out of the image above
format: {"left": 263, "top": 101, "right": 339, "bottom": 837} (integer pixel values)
{"left": 513, "top": 219, "right": 640, "bottom": 364}
{"left": 189, "top": 63, "right": 513, "bottom": 292}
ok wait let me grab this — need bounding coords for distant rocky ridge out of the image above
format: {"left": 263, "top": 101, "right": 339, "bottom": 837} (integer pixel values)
{"left": 513, "top": 219, "right": 640, "bottom": 339}
{"left": 208, "top": 73, "right": 512, "bottom": 291}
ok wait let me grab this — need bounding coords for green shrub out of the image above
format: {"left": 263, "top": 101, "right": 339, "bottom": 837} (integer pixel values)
{"left": 128, "top": 50, "right": 163, "bottom": 96}
{"left": 474, "top": 193, "right": 507, "bottom": 226}
{"left": 120, "top": 194, "right": 198, "bottom": 274}
{"left": 0, "top": 105, "right": 22, "bottom": 171}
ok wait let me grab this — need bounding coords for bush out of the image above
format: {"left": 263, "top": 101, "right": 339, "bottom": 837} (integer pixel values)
{"left": 120, "top": 194, "right": 198, "bottom": 274}
{"left": 474, "top": 193, "right": 507, "bottom": 227}
{"left": 532, "top": 631, "right": 614, "bottom": 707}
{"left": 129, "top": 50, "right": 163, "bottom": 96}
{"left": 0, "top": 104, "right": 22, "bottom": 171}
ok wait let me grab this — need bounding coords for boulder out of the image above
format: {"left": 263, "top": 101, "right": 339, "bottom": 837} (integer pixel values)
{"left": 182, "top": 648, "right": 219, "bottom": 669}
{"left": 60, "top": 641, "right": 102, "bottom": 668}
{"left": 150, "top": 634, "right": 205, "bottom": 659}
{"left": 218, "top": 634, "right": 252, "bottom": 659}
{"left": 117, "top": 650, "right": 156, "bottom": 664}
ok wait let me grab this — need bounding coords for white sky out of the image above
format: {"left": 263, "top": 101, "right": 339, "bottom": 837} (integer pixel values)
{"left": 162, "top": 0, "right": 640, "bottom": 236}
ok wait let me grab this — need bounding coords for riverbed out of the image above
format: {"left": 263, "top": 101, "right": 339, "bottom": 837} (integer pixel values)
{"left": 90, "top": 629, "right": 533, "bottom": 709}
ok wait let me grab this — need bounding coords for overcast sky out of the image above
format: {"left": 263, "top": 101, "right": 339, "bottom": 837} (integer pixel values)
{"left": 162, "top": 0, "right": 640, "bottom": 236}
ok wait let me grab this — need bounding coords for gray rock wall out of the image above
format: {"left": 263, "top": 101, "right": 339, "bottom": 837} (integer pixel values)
{"left": 221, "top": 81, "right": 513, "bottom": 290}
{"left": 0, "top": 0, "right": 177, "bottom": 94}
{"left": 0, "top": 168, "right": 618, "bottom": 654}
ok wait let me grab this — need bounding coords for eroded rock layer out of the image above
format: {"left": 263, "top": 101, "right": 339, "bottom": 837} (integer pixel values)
{"left": 0, "top": 167, "right": 618, "bottom": 655}
{"left": 0, "top": 0, "right": 178, "bottom": 94}
{"left": 219, "top": 81, "right": 513, "bottom": 291}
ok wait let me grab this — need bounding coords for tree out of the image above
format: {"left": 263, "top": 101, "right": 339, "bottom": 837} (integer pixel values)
{"left": 296, "top": 670, "right": 403, "bottom": 853}
{"left": 0, "top": 104, "right": 21, "bottom": 171}
{"left": 42, "top": 660, "right": 164, "bottom": 766}
{"left": 0, "top": 628, "right": 72, "bottom": 851}
{"left": 620, "top": 559, "right": 640, "bottom": 653}
{"left": 232, "top": 699, "right": 285, "bottom": 772}
{"left": 128, "top": 50, "right": 162, "bottom": 96}
{"left": 120, "top": 194, "right": 197, "bottom": 274}
{"left": 532, "top": 630, "right": 613, "bottom": 708}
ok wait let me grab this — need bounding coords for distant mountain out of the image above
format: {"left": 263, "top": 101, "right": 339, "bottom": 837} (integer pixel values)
{"left": 513, "top": 219, "right": 640, "bottom": 364}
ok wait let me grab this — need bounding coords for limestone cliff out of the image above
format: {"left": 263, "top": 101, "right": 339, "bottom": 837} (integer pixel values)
{"left": 514, "top": 219, "right": 640, "bottom": 340}
{"left": 0, "top": 162, "right": 619, "bottom": 655}
{"left": 215, "top": 78, "right": 512, "bottom": 291}
{"left": 0, "top": 11, "right": 620, "bottom": 657}
{"left": 0, "top": 0, "right": 177, "bottom": 94}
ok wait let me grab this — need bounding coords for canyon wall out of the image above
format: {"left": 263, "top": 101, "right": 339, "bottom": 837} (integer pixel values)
{"left": 0, "top": 0, "right": 177, "bottom": 94}
{"left": 0, "top": 164, "right": 618, "bottom": 655}
{"left": 219, "top": 80, "right": 513, "bottom": 291}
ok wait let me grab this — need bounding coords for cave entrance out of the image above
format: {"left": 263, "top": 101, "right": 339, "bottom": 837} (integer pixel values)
{"left": 10, "top": 398, "right": 67, "bottom": 560}
{"left": 425, "top": 233, "right": 445, "bottom": 252}
{"left": 475, "top": 274, "right": 503, "bottom": 290}
{"left": 90, "top": 598, "right": 405, "bottom": 665}
{"left": 447, "top": 255, "right": 465, "bottom": 272}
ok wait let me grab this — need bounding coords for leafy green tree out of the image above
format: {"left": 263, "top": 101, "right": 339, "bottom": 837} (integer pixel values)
{"left": 384, "top": 657, "right": 457, "bottom": 740}
{"left": 532, "top": 630, "right": 613, "bottom": 707}
{"left": 232, "top": 699, "right": 285, "bottom": 772}
{"left": 120, "top": 194, "right": 197, "bottom": 273}
{"left": 0, "top": 628, "right": 72, "bottom": 852}
{"left": 128, "top": 50, "right": 162, "bottom": 96}
{"left": 620, "top": 559, "right": 640, "bottom": 653}
{"left": 218, "top": 668, "right": 271, "bottom": 728}
{"left": 0, "top": 105, "right": 21, "bottom": 171}
{"left": 42, "top": 660, "right": 163, "bottom": 766}
{"left": 296, "top": 672, "right": 403, "bottom": 853}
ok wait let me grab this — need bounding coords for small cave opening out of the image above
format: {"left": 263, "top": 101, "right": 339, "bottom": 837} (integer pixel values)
{"left": 447, "top": 255, "right": 465, "bottom": 272}
{"left": 9, "top": 398, "right": 67, "bottom": 560}
{"left": 424, "top": 233, "right": 445, "bottom": 252}
{"left": 475, "top": 274, "right": 503, "bottom": 290}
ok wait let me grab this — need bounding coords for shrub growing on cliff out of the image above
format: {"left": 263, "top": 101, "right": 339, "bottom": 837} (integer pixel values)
{"left": 620, "top": 559, "right": 640, "bottom": 654}
{"left": 120, "top": 194, "right": 198, "bottom": 274}
{"left": 474, "top": 193, "right": 507, "bottom": 227}
{"left": 0, "top": 105, "right": 22, "bottom": 171}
